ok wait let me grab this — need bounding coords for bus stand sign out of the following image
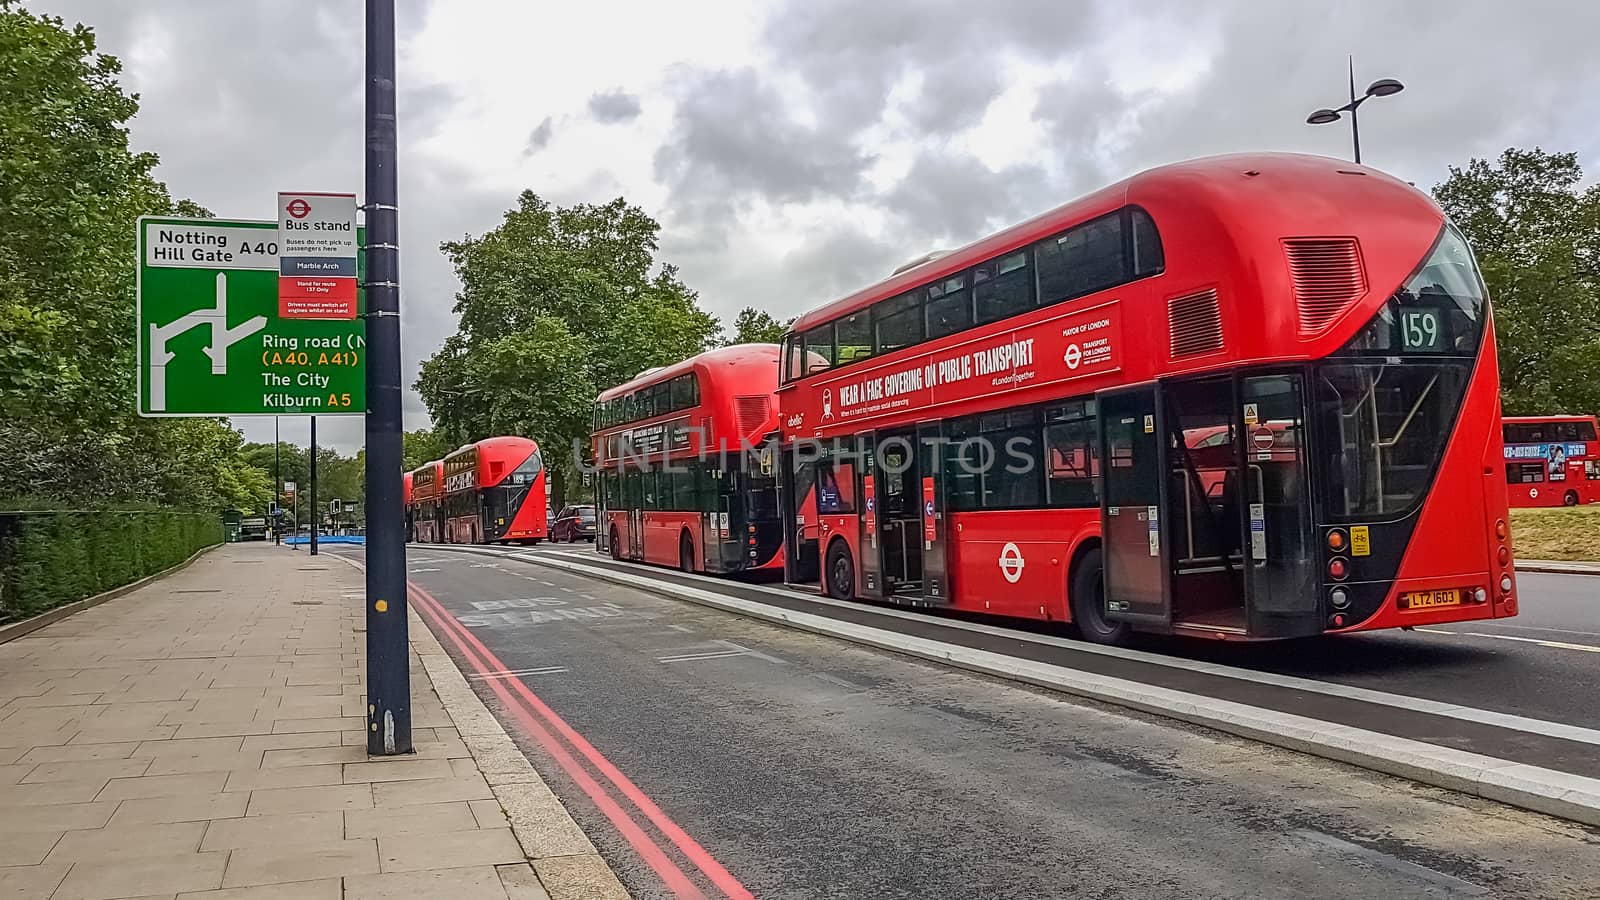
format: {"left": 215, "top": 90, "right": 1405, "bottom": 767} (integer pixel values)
{"left": 136, "top": 217, "right": 365, "bottom": 417}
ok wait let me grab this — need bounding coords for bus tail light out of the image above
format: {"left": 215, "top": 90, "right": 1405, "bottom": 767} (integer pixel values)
{"left": 1326, "top": 529, "right": 1347, "bottom": 552}
{"left": 1495, "top": 519, "right": 1507, "bottom": 540}
{"left": 1500, "top": 574, "right": 1514, "bottom": 594}
{"left": 1328, "top": 558, "right": 1348, "bottom": 580}
{"left": 1329, "top": 613, "right": 1347, "bottom": 628}
{"left": 1498, "top": 546, "right": 1510, "bottom": 566}
{"left": 1472, "top": 587, "right": 1488, "bottom": 604}
{"left": 1329, "top": 587, "right": 1350, "bottom": 609}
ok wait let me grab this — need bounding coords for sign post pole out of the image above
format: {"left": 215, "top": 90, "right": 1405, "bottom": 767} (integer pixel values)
{"left": 364, "top": 0, "right": 412, "bottom": 756}
{"left": 309, "top": 416, "right": 319, "bottom": 557}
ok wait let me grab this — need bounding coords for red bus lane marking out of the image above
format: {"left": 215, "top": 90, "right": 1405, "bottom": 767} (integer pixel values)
{"left": 408, "top": 583, "right": 755, "bottom": 900}
{"left": 404, "top": 588, "right": 707, "bottom": 900}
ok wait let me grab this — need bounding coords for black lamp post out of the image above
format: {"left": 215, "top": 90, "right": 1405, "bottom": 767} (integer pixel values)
{"left": 1306, "top": 57, "right": 1403, "bottom": 164}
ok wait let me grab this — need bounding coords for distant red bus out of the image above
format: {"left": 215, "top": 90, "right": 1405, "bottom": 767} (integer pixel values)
{"left": 403, "top": 472, "right": 415, "bottom": 542}
{"left": 777, "top": 152, "right": 1515, "bottom": 643}
{"left": 1502, "top": 415, "right": 1600, "bottom": 507}
{"left": 592, "top": 345, "right": 783, "bottom": 574}
{"left": 409, "top": 461, "right": 444, "bottom": 542}
{"left": 410, "top": 436, "right": 548, "bottom": 545}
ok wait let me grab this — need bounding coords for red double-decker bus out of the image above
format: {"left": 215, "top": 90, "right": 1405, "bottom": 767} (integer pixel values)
{"left": 412, "top": 436, "right": 548, "bottom": 545}
{"left": 1502, "top": 415, "right": 1600, "bottom": 507}
{"left": 409, "top": 461, "right": 444, "bottom": 542}
{"left": 403, "top": 471, "right": 415, "bottom": 542}
{"left": 776, "top": 152, "right": 1515, "bottom": 643}
{"left": 592, "top": 345, "right": 784, "bottom": 574}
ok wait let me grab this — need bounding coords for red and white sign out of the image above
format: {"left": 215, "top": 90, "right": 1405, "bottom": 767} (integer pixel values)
{"left": 788, "top": 301, "right": 1123, "bottom": 434}
{"left": 277, "top": 192, "right": 358, "bottom": 319}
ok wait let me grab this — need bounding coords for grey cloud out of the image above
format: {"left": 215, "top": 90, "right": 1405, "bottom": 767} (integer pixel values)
{"left": 525, "top": 117, "right": 554, "bottom": 154}
{"left": 762, "top": 0, "right": 1106, "bottom": 135}
{"left": 587, "top": 89, "right": 642, "bottom": 124}
{"left": 882, "top": 150, "right": 1053, "bottom": 242}
{"left": 654, "top": 67, "right": 873, "bottom": 205}
{"left": 1029, "top": 1, "right": 1600, "bottom": 190}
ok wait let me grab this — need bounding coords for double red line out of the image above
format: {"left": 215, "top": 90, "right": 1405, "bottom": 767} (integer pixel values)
{"left": 341, "top": 552, "right": 750, "bottom": 899}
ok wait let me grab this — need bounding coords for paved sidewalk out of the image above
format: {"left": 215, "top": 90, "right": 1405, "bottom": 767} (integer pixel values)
{"left": 0, "top": 542, "right": 609, "bottom": 900}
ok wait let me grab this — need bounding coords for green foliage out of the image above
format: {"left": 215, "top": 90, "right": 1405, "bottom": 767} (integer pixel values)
{"left": 728, "top": 307, "right": 790, "bottom": 345}
{"left": 402, "top": 429, "right": 454, "bottom": 471}
{"left": 0, "top": 509, "right": 222, "bottom": 621}
{"left": 418, "top": 193, "right": 722, "bottom": 505}
{"left": 0, "top": 5, "right": 262, "bottom": 514}
{"left": 1434, "top": 148, "right": 1600, "bottom": 415}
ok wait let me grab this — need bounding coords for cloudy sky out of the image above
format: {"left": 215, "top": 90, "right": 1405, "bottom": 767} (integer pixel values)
{"left": 35, "top": 0, "right": 1600, "bottom": 451}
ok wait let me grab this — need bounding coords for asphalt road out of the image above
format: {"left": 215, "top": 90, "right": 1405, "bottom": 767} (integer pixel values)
{"left": 380, "top": 547, "right": 1600, "bottom": 900}
{"left": 508, "top": 543, "right": 1600, "bottom": 731}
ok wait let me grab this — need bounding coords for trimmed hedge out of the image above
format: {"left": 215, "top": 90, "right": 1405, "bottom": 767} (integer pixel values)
{"left": 0, "top": 510, "right": 223, "bottom": 622}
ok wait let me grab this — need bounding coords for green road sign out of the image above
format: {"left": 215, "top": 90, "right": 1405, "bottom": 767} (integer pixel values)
{"left": 136, "top": 216, "right": 365, "bottom": 417}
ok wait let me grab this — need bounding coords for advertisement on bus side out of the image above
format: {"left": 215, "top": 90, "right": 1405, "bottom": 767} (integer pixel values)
{"left": 790, "top": 301, "right": 1123, "bottom": 434}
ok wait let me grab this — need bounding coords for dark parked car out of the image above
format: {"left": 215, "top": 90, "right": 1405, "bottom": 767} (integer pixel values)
{"left": 550, "top": 505, "right": 597, "bottom": 542}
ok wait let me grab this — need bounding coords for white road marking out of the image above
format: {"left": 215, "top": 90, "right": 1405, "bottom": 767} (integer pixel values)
{"left": 666, "top": 624, "right": 694, "bottom": 633}
{"left": 655, "top": 640, "right": 785, "bottom": 665}
{"left": 408, "top": 567, "right": 440, "bottom": 573}
{"left": 1418, "top": 627, "right": 1600, "bottom": 653}
{"left": 658, "top": 649, "right": 750, "bottom": 663}
{"left": 470, "top": 666, "right": 569, "bottom": 679}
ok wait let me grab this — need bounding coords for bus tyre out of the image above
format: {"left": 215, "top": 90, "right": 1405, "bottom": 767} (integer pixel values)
{"left": 824, "top": 540, "right": 854, "bottom": 601}
{"left": 1071, "top": 548, "right": 1129, "bottom": 645}
{"left": 609, "top": 528, "right": 622, "bottom": 561}
{"left": 1565, "top": 490, "right": 1580, "bottom": 507}
{"left": 679, "top": 534, "right": 696, "bottom": 574}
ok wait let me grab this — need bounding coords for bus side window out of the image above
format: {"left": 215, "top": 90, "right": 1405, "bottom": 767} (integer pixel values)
{"left": 1044, "top": 402, "right": 1099, "bottom": 508}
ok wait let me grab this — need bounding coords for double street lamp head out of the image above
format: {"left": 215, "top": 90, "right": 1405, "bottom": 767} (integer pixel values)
{"left": 1306, "top": 77, "right": 1406, "bottom": 124}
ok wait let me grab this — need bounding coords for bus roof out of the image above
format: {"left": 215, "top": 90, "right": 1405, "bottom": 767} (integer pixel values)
{"left": 788, "top": 151, "right": 1440, "bottom": 334}
{"left": 442, "top": 436, "right": 541, "bottom": 491}
{"left": 596, "top": 344, "right": 781, "bottom": 402}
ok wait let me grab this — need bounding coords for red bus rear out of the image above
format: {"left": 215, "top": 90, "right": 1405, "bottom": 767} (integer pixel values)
{"left": 425, "top": 436, "right": 549, "bottom": 544}
{"left": 409, "top": 461, "right": 444, "bottom": 542}
{"left": 1502, "top": 415, "right": 1600, "bottom": 507}
{"left": 592, "top": 345, "right": 783, "bottom": 574}
{"left": 776, "top": 152, "right": 1514, "bottom": 643}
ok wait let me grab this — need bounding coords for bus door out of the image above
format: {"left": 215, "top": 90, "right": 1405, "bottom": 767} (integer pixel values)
{"left": 917, "top": 421, "right": 948, "bottom": 604}
{"left": 1098, "top": 386, "right": 1172, "bottom": 628}
{"left": 875, "top": 430, "right": 924, "bottom": 597}
{"left": 1165, "top": 375, "right": 1247, "bottom": 631}
{"left": 856, "top": 434, "right": 885, "bottom": 600}
{"left": 1239, "top": 373, "right": 1320, "bottom": 638}
{"left": 779, "top": 442, "right": 819, "bottom": 582}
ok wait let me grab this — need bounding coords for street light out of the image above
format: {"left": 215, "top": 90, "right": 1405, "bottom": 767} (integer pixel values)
{"left": 1305, "top": 57, "right": 1403, "bottom": 164}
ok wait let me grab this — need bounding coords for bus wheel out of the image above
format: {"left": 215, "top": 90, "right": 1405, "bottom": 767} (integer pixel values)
{"left": 824, "top": 540, "right": 855, "bottom": 601}
{"left": 1565, "top": 490, "right": 1580, "bottom": 507}
{"left": 1071, "top": 547, "right": 1128, "bottom": 645}
{"left": 679, "top": 534, "right": 696, "bottom": 574}
{"left": 609, "top": 528, "right": 622, "bottom": 561}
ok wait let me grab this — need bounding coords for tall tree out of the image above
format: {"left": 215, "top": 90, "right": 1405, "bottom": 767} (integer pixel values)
{"left": 1434, "top": 148, "right": 1600, "bottom": 415}
{"left": 728, "top": 307, "right": 790, "bottom": 344}
{"left": 417, "top": 193, "right": 721, "bottom": 505}
{"left": 0, "top": 4, "right": 254, "bottom": 511}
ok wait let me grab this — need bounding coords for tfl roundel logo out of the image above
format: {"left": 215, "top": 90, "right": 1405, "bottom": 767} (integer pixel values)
{"left": 998, "top": 542, "right": 1025, "bottom": 584}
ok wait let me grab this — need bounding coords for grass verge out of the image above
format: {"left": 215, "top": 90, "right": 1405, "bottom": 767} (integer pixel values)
{"left": 1510, "top": 505, "right": 1600, "bottom": 561}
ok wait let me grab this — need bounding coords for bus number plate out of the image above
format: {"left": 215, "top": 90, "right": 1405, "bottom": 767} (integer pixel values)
{"left": 1400, "top": 589, "right": 1461, "bottom": 610}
